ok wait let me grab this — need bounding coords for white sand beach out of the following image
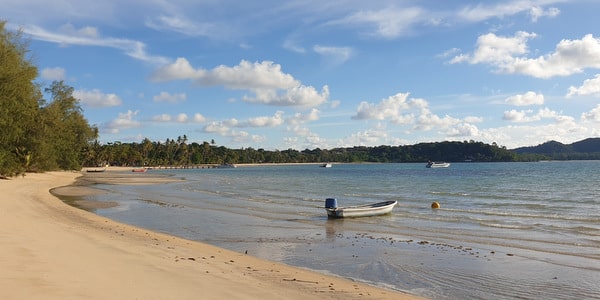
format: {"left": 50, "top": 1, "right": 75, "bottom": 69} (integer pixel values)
{"left": 0, "top": 170, "right": 422, "bottom": 299}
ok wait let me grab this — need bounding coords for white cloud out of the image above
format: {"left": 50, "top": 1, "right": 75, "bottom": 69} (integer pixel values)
{"left": 503, "top": 109, "right": 531, "bottom": 122}
{"left": 206, "top": 112, "right": 286, "bottom": 129}
{"left": 479, "top": 119, "right": 590, "bottom": 149}
{"left": 202, "top": 120, "right": 262, "bottom": 144}
{"left": 59, "top": 23, "right": 98, "bottom": 38}
{"left": 352, "top": 92, "right": 427, "bottom": 124}
{"left": 283, "top": 39, "right": 306, "bottom": 53}
{"left": 285, "top": 125, "right": 327, "bottom": 150}
{"left": 40, "top": 67, "right": 66, "bottom": 81}
{"left": 445, "top": 122, "right": 480, "bottom": 137}
{"left": 457, "top": 2, "right": 560, "bottom": 23}
{"left": 152, "top": 113, "right": 206, "bottom": 123}
{"left": 415, "top": 109, "right": 462, "bottom": 131}
{"left": 287, "top": 109, "right": 320, "bottom": 125}
{"left": 102, "top": 110, "right": 141, "bottom": 134}
{"left": 150, "top": 58, "right": 205, "bottom": 81}
{"left": 567, "top": 74, "right": 600, "bottom": 97}
{"left": 464, "top": 116, "right": 484, "bottom": 123}
{"left": 451, "top": 31, "right": 536, "bottom": 65}
{"left": 145, "top": 14, "right": 216, "bottom": 38}
{"left": 22, "top": 24, "right": 169, "bottom": 65}
{"left": 153, "top": 91, "right": 187, "bottom": 103}
{"left": 193, "top": 113, "right": 206, "bottom": 123}
{"left": 188, "top": 60, "right": 299, "bottom": 89}
{"left": 313, "top": 45, "right": 353, "bottom": 65}
{"left": 351, "top": 91, "right": 483, "bottom": 140}
{"left": 503, "top": 107, "right": 573, "bottom": 123}
{"left": 152, "top": 114, "right": 172, "bottom": 122}
{"left": 581, "top": 104, "right": 600, "bottom": 122}
{"left": 341, "top": 127, "right": 389, "bottom": 147}
{"left": 210, "top": 60, "right": 298, "bottom": 89}
{"left": 505, "top": 91, "right": 544, "bottom": 106}
{"left": 333, "top": 6, "right": 424, "bottom": 38}
{"left": 176, "top": 113, "right": 188, "bottom": 123}
{"left": 203, "top": 121, "right": 232, "bottom": 135}
{"left": 352, "top": 92, "right": 412, "bottom": 121}
{"left": 529, "top": 6, "right": 560, "bottom": 22}
{"left": 73, "top": 89, "right": 122, "bottom": 108}
{"left": 242, "top": 111, "right": 285, "bottom": 127}
{"left": 151, "top": 59, "right": 328, "bottom": 107}
{"left": 452, "top": 32, "right": 600, "bottom": 79}
{"left": 243, "top": 85, "right": 329, "bottom": 107}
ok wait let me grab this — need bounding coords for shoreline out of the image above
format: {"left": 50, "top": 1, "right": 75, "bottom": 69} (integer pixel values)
{"left": 0, "top": 170, "right": 422, "bottom": 299}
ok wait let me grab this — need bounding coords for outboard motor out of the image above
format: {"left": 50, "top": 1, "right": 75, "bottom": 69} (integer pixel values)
{"left": 325, "top": 198, "right": 338, "bottom": 209}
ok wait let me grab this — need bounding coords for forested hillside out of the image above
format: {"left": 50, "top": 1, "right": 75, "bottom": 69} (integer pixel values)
{"left": 512, "top": 138, "right": 600, "bottom": 160}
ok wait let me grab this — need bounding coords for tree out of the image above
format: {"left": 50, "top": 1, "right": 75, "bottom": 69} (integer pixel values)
{"left": 0, "top": 22, "right": 97, "bottom": 176}
{"left": 33, "top": 81, "right": 98, "bottom": 170}
{"left": 0, "top": 21, "right": 40, "bottom": 176}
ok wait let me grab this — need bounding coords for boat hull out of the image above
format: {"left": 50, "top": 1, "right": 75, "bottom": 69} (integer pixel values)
{"left": 426, "top": 162, "right": 450, "bottom": 168}
{"left": 326, "top": 200, "right": 397, "bottom": 218}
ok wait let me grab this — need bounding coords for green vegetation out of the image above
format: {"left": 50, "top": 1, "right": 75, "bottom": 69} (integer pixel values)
{"left": 86, "top": 137, "right": 600, "bottom": 168}
{"left": 0, "top": 21, "right": 97, "bottom": 177}
{"left": 83, "top": 139, "right": 518, "bottom": 167}
{"left": 512, "top": 138, "right": 600, "bottom": 160}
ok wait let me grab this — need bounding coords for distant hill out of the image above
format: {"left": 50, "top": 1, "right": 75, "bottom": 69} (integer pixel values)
{"left": 512, "top": 138, "right": 600, "bottom": 160}
{"left": 571, "top": 138, "right": 600, "bottom": 152}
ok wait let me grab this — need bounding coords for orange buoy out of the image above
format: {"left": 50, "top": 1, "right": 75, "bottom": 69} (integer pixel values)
{"left": 431, "top": 201, "right": 440, "bottom": 209}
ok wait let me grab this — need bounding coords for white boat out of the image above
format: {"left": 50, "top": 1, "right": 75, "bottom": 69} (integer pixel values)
{"left": 320, "top": 163, "right": 332, "bottom": 168}
{"left": 324, "top": 198, "right": 397, "bottom": 218}
{"left": 426, "top": 161, "right": 450, "bottom": 168}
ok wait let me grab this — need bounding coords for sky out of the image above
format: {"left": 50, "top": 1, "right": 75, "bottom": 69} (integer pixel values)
{"left": 4, "top": 0, "right": 600, "bottom": 150}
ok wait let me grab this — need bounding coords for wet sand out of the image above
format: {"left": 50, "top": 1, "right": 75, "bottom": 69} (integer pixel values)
{"left": 0, "top": 168, "right": 423, "bottom": 300}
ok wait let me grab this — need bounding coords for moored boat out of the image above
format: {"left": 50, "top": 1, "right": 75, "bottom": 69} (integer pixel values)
{"left": 320, "top": 163, "right": 332, "bottom": 168}
{"left": 426, "top": 161, "right": 450, "bottom": 168}
{"left": 324, "top": 198, "right": 397, "bottom": 218}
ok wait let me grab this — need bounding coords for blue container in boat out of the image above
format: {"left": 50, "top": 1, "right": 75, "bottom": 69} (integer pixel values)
{"left": 325, "top": 198, "right": 337, "bottom": 209}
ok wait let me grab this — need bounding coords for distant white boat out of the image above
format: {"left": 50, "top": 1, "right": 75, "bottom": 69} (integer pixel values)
{"left": 426, "top": 161, "right": 450, "bottom": 168}
{"left": 324, "top": 198, "right": 397, "bottom": 218}
{"left": 320, "top": 163, "right": 333, "bottom": 168}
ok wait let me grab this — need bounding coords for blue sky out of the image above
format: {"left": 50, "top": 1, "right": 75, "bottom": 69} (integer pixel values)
{"left": 4, "top": 0, "right": 600, "bottom": 150}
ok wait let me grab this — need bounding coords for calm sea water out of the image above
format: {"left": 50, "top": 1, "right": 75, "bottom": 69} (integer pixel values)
{"left": 88, "top": 162, "right": 600, "bottom": 299}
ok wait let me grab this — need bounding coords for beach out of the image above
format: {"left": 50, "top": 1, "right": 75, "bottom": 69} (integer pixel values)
{"left": 0, "top": 170, "right": 421, "bottom": 300}
{"left": 65, "top": 163, "right": 600, "bottom": 299}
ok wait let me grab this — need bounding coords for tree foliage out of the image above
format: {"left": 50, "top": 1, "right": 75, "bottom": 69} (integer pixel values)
{"left": 84, "top": 138, "right": 520, "bottom": 167}
{"left": 0, "top": 21, "right": 40, "bottom": 176}
{"left": 0, "top": 22, "right": 97, "bottom": 176}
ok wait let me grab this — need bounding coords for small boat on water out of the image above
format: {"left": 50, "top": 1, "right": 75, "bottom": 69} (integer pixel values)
{"left": 132, "top": 168, "right": 147, "bottom": 172}
{"left": 324, "top": 198, "right": 397, "bottom": 218}
{"left": 86, "top": 168, "right": 106, "bottom": 173}
{"left": 320, "top": 163, "right": 332, "bottom": 168}
{"left": 426, "top": 161, "right": 450, "bottom": 168}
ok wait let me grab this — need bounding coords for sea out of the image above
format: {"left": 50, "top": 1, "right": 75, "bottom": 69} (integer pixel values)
{"left": 83, "top": 161, "right": 600, "bottom": 299}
